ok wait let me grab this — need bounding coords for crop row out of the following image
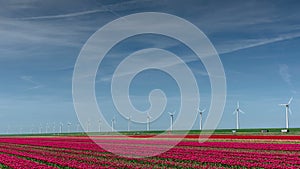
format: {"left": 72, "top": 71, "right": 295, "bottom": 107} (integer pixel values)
{"left": 0, "top": 136, "right": 299, "bottom": 168}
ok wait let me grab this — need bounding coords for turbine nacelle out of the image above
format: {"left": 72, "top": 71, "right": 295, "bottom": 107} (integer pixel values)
{"left": 198, "top": 109, "right": 206, "bottom": 115}
{"left": 168, "top": 112, "right": 175, "bottom": 117}
{"left": 279, "top": 97, "right": 293, "bottom": 114}
{"left": 147, "top": 113, "right": 152, "bottom": 120}
{"left": 111, "top": 117, "right": 116, "bottom": 123}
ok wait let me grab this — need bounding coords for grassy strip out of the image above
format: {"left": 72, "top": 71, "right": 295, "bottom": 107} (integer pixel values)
{"left": 1, "top": 128, "right": 300, "bottom": 136}
{"left": 0, "top": 163, "right": 11, "bottom": 169}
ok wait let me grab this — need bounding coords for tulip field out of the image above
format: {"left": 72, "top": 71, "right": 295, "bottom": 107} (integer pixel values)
{"left": 0, "top": 134, "right": 299, "bottom": 168}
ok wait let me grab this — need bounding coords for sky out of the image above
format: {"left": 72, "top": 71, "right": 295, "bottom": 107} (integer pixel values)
{"left": 0, "top": 0, "right": 300, "bottom": 134}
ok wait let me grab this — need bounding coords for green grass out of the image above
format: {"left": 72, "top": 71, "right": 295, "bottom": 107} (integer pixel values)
{"left": 1, "top": 128, "right": 300, "bottom": 137}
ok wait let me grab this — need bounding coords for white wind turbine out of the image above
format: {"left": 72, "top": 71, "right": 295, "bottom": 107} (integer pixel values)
{"left": 147, "top": 112, "right": 152, "bottom": 131}
{"left": 198, "top": 108, "right": 206, "bottom": 130}
{"left": 59, "top": 122, "right": 63, "bottom": 133}
{"left": 86, "top": 119, "right": 90, "bottom": 132}
{"left": 45, "top": 123, "right": 48, "bottom": 133}
{"left": 53, "top": 122, "right": 56, "bottom": 133}
{"left": 168, "top": 111, "right": 175, "bottom": 131}
{"left": 98, "top": 119, "right": 101, "bottom": 132}
{"left": 279, "top": 97, "right": 293, "bottom": 129}
{"left": 127, "top": 115, "right": 131, "bottom": 132}
{"left": 39, "top": 123, "right": 42, "bottom": 134}
{"left": 67, "top": 122, "right": 71, "bottom": 133}
{"left": 111, "top": 117, "right": 116, "bottom": 132}
{"left": 76, "top": 123, "right": 80, "bottom": 132}
{"left": 233, "top": 101, "right": 245, "bottom": 130}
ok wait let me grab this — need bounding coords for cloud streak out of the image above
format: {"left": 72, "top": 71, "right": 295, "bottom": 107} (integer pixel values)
{"left": 19, "top": 0, "right": 149, "bottom": 20}
{"left": 217, "top": 32, "right": 300, "bottom": 55}
{"left": 20, "top": 9, "right": 106, "bottom": 20}
{"left": 279, "top": 64, "right": 292, "bottom": 86}
{"left": 20, "top": 76, "right": 43, "bottom": 90}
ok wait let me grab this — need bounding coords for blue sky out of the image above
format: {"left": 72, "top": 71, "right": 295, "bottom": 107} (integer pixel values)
{"left": 0, "top": 0, "right": 300, "bottom": 133}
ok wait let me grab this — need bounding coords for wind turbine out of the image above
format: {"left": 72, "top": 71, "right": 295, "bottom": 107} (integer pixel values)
{"left": 67, "top": 122, "right": 71, "bottom": 133}
{"left": 198, "top": 108, "right": 206, "bottom": 130}
{"left": 127, "top": 116, "right": 131, "bottom": 132}
{"left": 53, "top": 122, "right": 56, "bottom": 133}
{"left": 76, "top": 123, "right": 80, "bottom": 132}
{"left": 6, "top": 125, "right": 10, "bottom": 135}
{"left": 147, "top": 112, "right": 152, "bottom": 131}
{"left": 86, "top": 119, "right": 90, "bottom": 132}
{"left": 31, "top": 124, "right": 34, "bottom": 134}
{"left": 39, "top": 123, "right": 42, "bottom": 134}
{"left": 233, "top": 101, "right": 245, "bottom": 130}
{"left": 98, "top": 119, "right": 102, "bottom": 132}
{"left": 279, "top": 97, "right": 293, "bottom": 129}
{"left": 111, "top": 117, "right": 116, "bottom": 132}
{"left": 59, "top": 122, "right": 63, "bottom": 133}
{"left": 45, "top": 123, "right": 48, "bottom": 133}
{"left": 168, "top": 112, "right": 175, "bottom": 131}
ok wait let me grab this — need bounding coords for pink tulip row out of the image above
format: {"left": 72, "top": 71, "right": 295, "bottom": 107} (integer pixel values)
{"left": 160, "top": 146, "right": 300, "bottom": 169}
{"left": 0, "top": 141, "right": 223, "bottom": 169}
{"left": 0, "top": 136, "right": 299, "bottom": 168}
{"left": 0, "top": 153, "right": 56, "bottom": 169}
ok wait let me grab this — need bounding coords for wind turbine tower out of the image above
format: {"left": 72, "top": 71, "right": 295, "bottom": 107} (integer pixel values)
{"left": 198, "top": 108, "right": 206, "bottom": 130}
{"left": 233, "top": 102, "right": 245, "bottom": 130}
{"left": 67, "top": 122, "right": 71, "bottom": 133}
{"left": 76, "top": 123, "right": 80, "bottom": 132}
{"left": 127, "top": 116, "right": 131, "bottom": 132}
{"left": 279, "top": 97, "right": 293, "bottom": 129}
{"left": 147, "top": 113, "right": 151, "bottom": 131}
{"left": 168, "top": 112, "right": 175, "bottom": 131}
{"left": 98, "top": 119, "right": 101, "bottom": 132}
{"left": 59, "top": 122, "right": 63, "bottom": 133}
{"left": 53, "top": 122, "right": 56, "bottom": 133}
{"left": 87, "top": 119, "right": 90, "bottom": 132}
{"left": 111, "top": 117, "right": 116, "bottom": 132}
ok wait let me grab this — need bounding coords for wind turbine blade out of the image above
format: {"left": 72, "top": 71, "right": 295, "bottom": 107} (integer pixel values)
{"left": 198, "top": 109, "right": 205, "bottom": 113}
{"left": 237, "top": 101, "right": 240, "bottom": 108}
{"left": 289, "top": 108, "right": 293, "bottom": 115}
{"left": 240, "top": 109, "right": 246, "bottom": 114}
{"left": 233, "top": 111, "right": 236, "bottom": 115}
{"left": 279, "top": 104, "right": 286, "bottom": 106}
{"left": 288, "top": 97, "right": 293, "bottom": 104}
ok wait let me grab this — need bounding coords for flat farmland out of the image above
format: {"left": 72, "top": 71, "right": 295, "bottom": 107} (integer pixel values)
{"left": 0, "top": 134, "right": 299, "bottom": 169}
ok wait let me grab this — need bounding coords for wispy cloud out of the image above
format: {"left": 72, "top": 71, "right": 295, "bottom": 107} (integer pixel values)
{"left": 20, "top": 76, "right": 43, "bottom": 90}
{"left": 218, "top": 33, "right": 300, "bottom": 55}
{"left": 278, "top": 64, "right": 297, "bottom": 94}
{"left": 19, "top": 0, "right": 149, "bottom": 20}
{"left": 279, "top": 64, "right": 292, "bottom": 86}
{"left": 20, "top": 9, "right": 106, "bottom": 20}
